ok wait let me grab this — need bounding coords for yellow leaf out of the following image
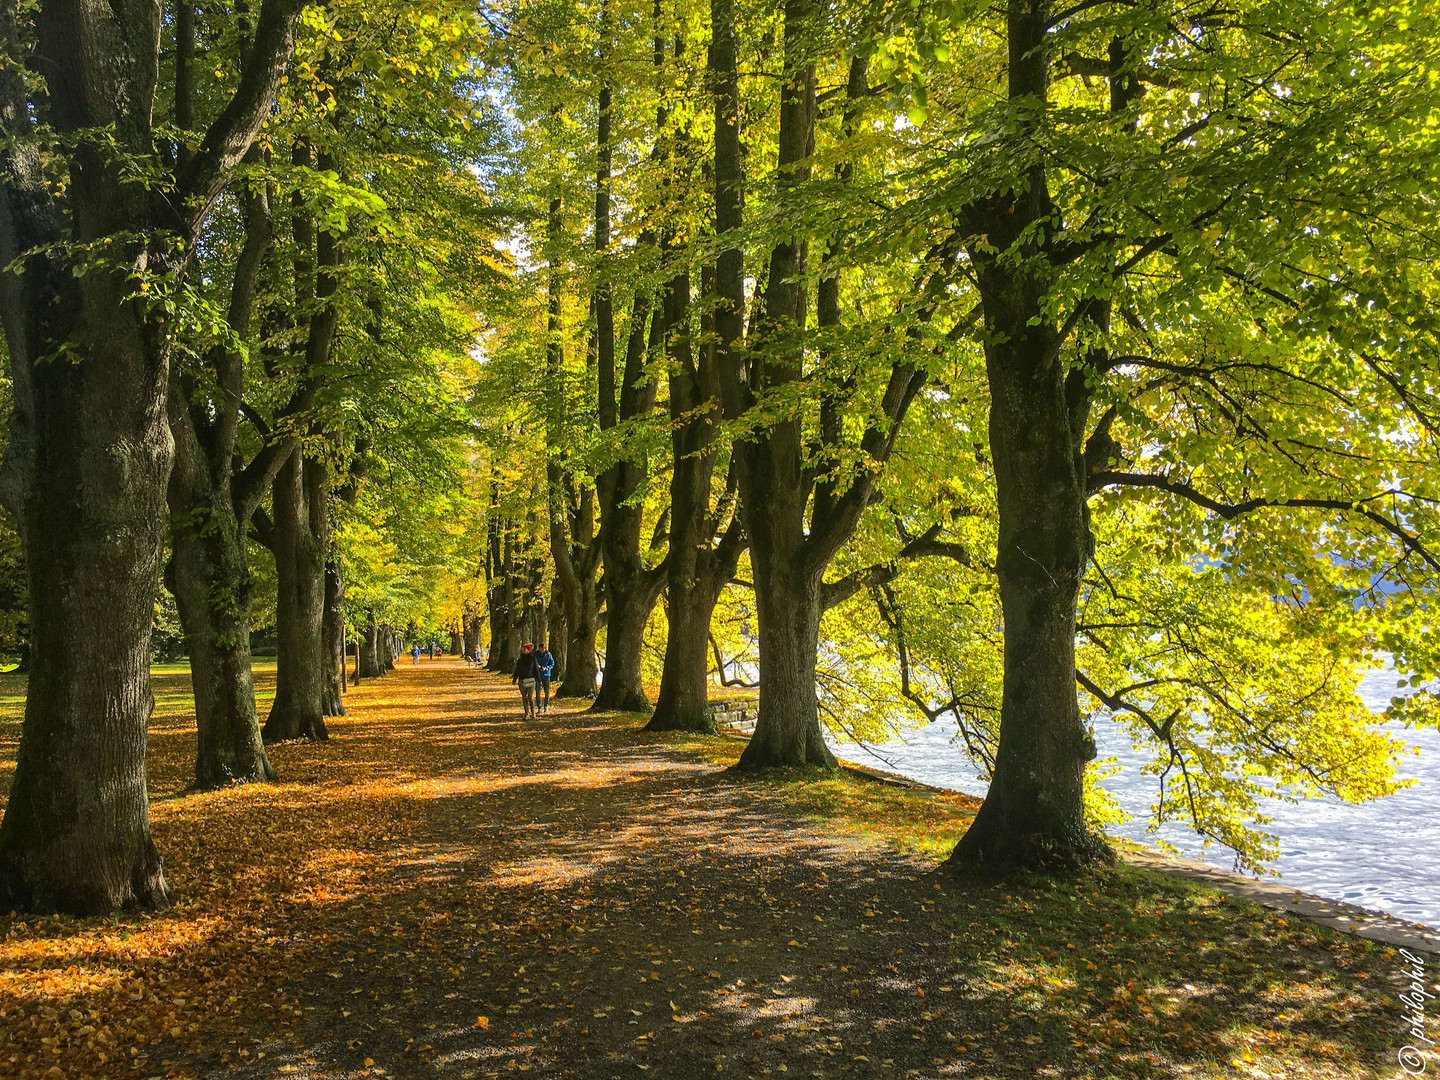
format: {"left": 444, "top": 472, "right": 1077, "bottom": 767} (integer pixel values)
{"left": 474, "top": 1016, "right": 490, "bottom": 1029}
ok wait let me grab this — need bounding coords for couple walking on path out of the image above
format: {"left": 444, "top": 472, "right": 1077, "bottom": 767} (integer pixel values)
{"left": 511, "top": 641, "right": 554, "bottom": 718}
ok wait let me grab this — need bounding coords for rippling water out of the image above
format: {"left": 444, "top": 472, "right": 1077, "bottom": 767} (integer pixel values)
{"left": 826, "top": 667, "right": 1440, "bottom": 927}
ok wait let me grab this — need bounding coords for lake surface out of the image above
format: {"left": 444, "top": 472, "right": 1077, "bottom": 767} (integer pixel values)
{"left": 826, "top": 667, "right": 1440, "bottom": 927}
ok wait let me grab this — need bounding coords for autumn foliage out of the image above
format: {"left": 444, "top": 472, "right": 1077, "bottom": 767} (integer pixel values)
{"left": 0, "top": 662, "right": 1417, "bottom": 1079}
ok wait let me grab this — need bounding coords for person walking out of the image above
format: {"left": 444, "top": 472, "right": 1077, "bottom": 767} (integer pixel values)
{"left": 411, "top": 644, "right": 421, "bottom": 666}
{"left": 512, "top": 642, "right": 541, "bottom": 719}
{"left": 534, "top": 641, "right": 555, "bottom": 713}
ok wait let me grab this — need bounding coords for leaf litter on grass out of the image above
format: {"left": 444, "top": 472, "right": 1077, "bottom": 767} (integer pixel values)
{"left": 0, "top": 662, "right": 1428, "bottom": 1080}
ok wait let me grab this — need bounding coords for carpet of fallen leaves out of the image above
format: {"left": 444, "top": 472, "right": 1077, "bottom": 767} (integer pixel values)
{"left": 0, "top": 659, "right": 1427, "bottom": 1080}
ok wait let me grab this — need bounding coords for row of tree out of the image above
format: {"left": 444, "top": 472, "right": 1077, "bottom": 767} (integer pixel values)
{"left": 473, "top": 0, "right": 1440, "bottom": 869}
{"left": 0, "top": 0, "right": 1437, "bottom": 915}
{"left": 0, "top": 0, "right": 505, "bottom": 913}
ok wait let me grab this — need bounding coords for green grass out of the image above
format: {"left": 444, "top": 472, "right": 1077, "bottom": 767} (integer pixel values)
{"left": 622, "top": 712, "right": 1413, "bottom": 1078}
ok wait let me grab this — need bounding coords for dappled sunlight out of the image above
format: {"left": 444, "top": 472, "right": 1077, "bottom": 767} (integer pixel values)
{"left": 0, "top": 661, "right": 1414, "bottom": 1080}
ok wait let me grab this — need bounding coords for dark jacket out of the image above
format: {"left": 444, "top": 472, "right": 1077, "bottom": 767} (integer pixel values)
{"left": 513, "top": 651, "right": 540, "bottom": 681}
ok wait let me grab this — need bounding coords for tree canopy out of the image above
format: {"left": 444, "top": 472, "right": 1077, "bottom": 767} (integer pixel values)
{"left": 0, "top": 0, "right": 1436, "bottom": 912}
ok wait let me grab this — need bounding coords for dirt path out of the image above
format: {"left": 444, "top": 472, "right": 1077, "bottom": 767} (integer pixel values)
{"left": 185, "top": 662, "right": 960, "bottom": 1080}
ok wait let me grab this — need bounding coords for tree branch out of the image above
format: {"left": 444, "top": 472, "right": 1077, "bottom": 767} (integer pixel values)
{"left": 1089, "top": 471, "right": 1440, "bottom": 569}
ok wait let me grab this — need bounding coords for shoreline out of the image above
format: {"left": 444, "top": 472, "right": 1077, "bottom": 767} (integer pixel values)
{"left": 745, "top": 728, "right": 1440, "bottom": 955}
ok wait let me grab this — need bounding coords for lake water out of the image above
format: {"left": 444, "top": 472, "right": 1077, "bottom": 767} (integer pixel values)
{"left": 826, "top": 667, "right": 1440, "bottom": 928}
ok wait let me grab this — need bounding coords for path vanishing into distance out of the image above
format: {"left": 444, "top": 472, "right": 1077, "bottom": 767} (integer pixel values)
{"left": 0, "top": 660, "right": 1419, "bottom": 1080}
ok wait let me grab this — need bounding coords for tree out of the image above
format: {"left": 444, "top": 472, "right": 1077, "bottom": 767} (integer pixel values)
{"left": 0, "top": 0, "right": 304, "bottom": 914}
{"left": 645, "top": 0, "right": 746, "bottom": 734}
{"left": 871, "top": 0, "right": 1440, "bottom": 872}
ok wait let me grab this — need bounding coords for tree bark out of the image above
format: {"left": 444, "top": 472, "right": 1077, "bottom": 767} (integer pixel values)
{"left": 321, "top": 560, "right": 345, "bottom": 716}
{"left": 647, "top": 262, "right": 745, "bottom": 732}
{"left": 0, "top": 0, "right": 303, "bottom": 914}
{"left": 167, "top": 493, "right": 277, "bottom": 787}
{"left": 727, "top": 0, "right": 832, "bottom": 768}
{"left": 263, "top": 450, "right": 330, "bottom": 741}
{"left": 738, "top": 570, "right": 833, "bottom": 766}
{"left": 590, "top": 304, "right": 666, "bottom": 714}
{"left": 555, "top": 562, "right": 601, "bottom": 698}
{"left": 485, "top": 511, "right": 521, "bottom": 672}
{"left": 165, "top": 145, "right": 295, "bottom": 788}
{"left": 944, "top": 0, "right": 1109, "bottom": 873}
{"left": 545, "top": 179, "right": 603, "bottom": 699}
{"left": 359, "top": 609, "right": 384, "bottom": 679}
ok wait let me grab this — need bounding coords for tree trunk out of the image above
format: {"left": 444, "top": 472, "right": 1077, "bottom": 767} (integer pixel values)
{"left": 164, "top": 149, "right": 285, "bottom": 789}
{"left": 359, "top": 609, "right": 383, "bottom": 678}
{"left": 264, "top": 450, "right": 329, "bottom": 741}
{"left": 463, "top": 609, "right": 484, "bottom": 658}
{"left": 546, "top": 586, "right": 567, "bottom": 674}
{"left": 593, "top": 574, "right": 661, "bottom": 714}
{"left": 590, "top": 306, "right": 665, "bottom": 714}
{"left": 649, "top": 577, "right": 718, "bottom": 733}
{"left": 647, "top": 264, "right": 744, "bottom": 732}
{"left": 0, "top": 337, "right": 174, "bottom": 913}
{"left": 0, "top": 0, "right": 302, "bottom": 918}
{"left": 556, "top": 568, "right": 600, "bottom": 698}
{"left": 588, "top": 29, "right": 666, "bottom": 713}
{"left": 943, "top": 320, "right": 1105, "bottom": 870}
{"left": 649, "top": 0, "right": 749, "bottom": 734}
{"left": 321, "top": 560, "right": 345, "bottom": 716}
{"left": 735, "top": 550, "right": 835, "bottom": 769}
{"left": 167, "top": 494, "right": 276, "bottom": 788}
{"left": 727, "top": 0, "right": 831, "bottom": 767}
{"left": 944, "top": 0, "right": 1108, "bottom": 874}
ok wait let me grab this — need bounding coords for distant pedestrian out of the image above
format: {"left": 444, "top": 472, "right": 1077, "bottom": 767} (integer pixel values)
{"left": 411, "top": 644, "right": 421, "bottom": 666}
{"left": 513, "top": 643, "right": 540, "bottom": 719}
{"left": 535, "top": 641, "right": 555, "bottom": 713}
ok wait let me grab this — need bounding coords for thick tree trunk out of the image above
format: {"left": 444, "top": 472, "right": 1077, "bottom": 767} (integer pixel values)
{"left": 545, "top": 86, "right": 604, "bottom": 702}
{"left": 650, "top": 0, "right": 748, "bottom": 734}
{"left": 321, "top": 560, "right": 345, "bottom": 716}
{"left": 556, "top": 570, "right": 600, "bottom": 698}
{"left": 0, "top": 0, "right": 301, "bottom": 918}
{"left": 0, "top": 332, "right": 174, "bottom": 913}
{"left": 587, "top": 34, "right": 665, "bottom": 713}
{"left": 647, "top": 266, "right": 743, "bottom": 732}
{"left": 735, "top": 553, "right": 835, "bottom": 769}
{"left": 650, "top": 577, "right": 719, "bottom": 733}
{"left": 593, "top": 573, "right": 661, "bottom": 714}
{"left": 168, "top": 503, "right": 276, "bottom": 788}
{"left": 945, "top": 0, "right": 1109, "bottom": 875}
{"left": 359, "top": 610, "right": 384, "bottom": 679}
{"left": 590, "top": 308, "right": 665, "bottom": 714}
{"left": 264, "top": 450, "right": 329, "bottom": 741}
{"left": 727, "top": 0, "right": 831, "bottom": 767}
{"left": 943, "top": 326, "right": 1105, "bottom": 870}
{"left": 546, "top": 587, "right": 567, "bottom": 674}
{"left": 165, "top": 148, "right": 284, "bottom": 788}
